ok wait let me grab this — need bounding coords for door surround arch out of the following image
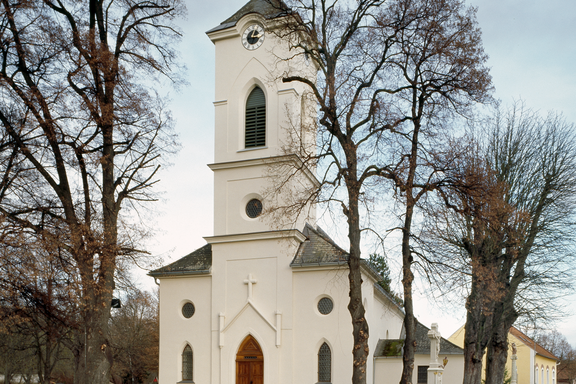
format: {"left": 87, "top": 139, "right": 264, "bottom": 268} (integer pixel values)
{"left": 236, "top": 335, "right": 264, "bottom": 384}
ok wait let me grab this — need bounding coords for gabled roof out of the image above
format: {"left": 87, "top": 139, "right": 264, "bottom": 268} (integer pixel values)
{"left": 290, "top": 224, "right": 404, "bottom": 313}
{"left": 509, "top": 326, "right": 559, "bottom": 361}
{"left": 290, "top": 223, "right": 348, "bottom": 267}
{"left": 207, "top": 0, "right": 291, "bottom": 34}
{"left": 148, "top": 244, "right": 212, "bottom": 277}
{"left": 374, "top": 322, "right": 464, "bottom": 358}
{"left": 414, "top": 322, "right": 465, "bottom": 355}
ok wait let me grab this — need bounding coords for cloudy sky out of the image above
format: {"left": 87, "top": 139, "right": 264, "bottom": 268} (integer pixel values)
{"left": 141, "top": 0, "right": 576, "bottom": 345}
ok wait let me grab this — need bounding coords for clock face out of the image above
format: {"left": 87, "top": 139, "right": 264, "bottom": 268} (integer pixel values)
{"left": 242, "top": 24, "right": 265, "bottom": 50}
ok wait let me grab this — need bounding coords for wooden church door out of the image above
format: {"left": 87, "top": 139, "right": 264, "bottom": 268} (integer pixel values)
{"left": 236, "top": 335, "right": 264, "bottom": 384}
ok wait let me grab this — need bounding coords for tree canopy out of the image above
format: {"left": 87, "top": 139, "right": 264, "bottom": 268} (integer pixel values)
{"left": 0, "top": 1, "right": 184, "bottom": 383}
{"left": 268, "top": 0, "right": 492, "bottom": 382}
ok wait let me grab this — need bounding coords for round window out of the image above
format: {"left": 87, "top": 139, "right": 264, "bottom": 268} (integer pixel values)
{"left": 182, "top": 302, "right": 195, "bottom": 318}
{"left": 246, "top": 199, "right": 263, "bottom": 218}
{"left": 318, "top": 297, "right": 333, "bottom": 315}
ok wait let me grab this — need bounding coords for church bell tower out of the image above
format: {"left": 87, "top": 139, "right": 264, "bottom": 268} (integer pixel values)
{"left": 206, "top": 0, "right": 317, "bottom": 237}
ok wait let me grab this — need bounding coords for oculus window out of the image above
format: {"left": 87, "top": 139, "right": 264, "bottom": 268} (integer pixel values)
{"left": 182, "top": 302, "right": 195, "bottom": 318}
{"left": 318, "top": 297, "right": 333, "bottom": 315}
{"left": 246, "top": 199, "right": 263, "bottom": 218}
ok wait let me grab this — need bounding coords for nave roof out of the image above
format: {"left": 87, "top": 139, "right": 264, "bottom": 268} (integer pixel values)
{"left": 374, "top": 321, "right": 464, "bottom": 358}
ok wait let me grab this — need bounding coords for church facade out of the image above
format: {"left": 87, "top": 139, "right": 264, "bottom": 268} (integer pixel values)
{"left": 150, "top": 1, "right": 460, "bottom": 384}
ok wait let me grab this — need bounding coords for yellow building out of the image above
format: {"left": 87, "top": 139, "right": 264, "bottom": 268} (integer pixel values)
{"left": 449, "top": 326, "right": 559, "bottom": 384}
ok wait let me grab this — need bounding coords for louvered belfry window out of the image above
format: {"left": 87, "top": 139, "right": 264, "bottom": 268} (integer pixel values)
{"left": 182, "top": 345, "right": 193, "bottom": 381}
{"left": 245, "top": 87, "right": 266, "bottom": 148}
{"left": 318, "top": 342, "right": 331, "bottom": 382}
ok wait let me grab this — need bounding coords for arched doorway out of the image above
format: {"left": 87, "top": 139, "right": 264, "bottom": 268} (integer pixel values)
{"left": 236, "top": 335, "right": 264, "bottom": 384}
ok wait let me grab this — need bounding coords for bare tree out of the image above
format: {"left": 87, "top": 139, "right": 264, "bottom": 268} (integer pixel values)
{"left": 0, "top": 1, "right": 183, "bottom": 383}
{"left": 109, "top": 288, "right": 159, "bottom": 384}
{"left": 424, "top": 104, "right": 576, "bottom": 384}
{"left": 535, "top": 330, "right": 576, "bottom": 383}
{"left": 0, "top": 235, "right": 74, "bottom": 384}
{"left": 267, "top": 0, "right": 492, "bottom": 383}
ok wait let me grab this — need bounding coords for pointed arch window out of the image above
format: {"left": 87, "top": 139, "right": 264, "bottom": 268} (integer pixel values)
{"left": 245, "top": 87, "right": 266, "bottom": 148}
{"left": 318, "top": 342, "right": 331, "bottom": 382}
{"left": 182, "top": 344, "right": 193, "bottom": 381}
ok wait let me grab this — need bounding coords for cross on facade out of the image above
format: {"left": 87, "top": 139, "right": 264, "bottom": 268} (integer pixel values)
{"left": 244, "top": 274, "right": 257, "bottom": 301}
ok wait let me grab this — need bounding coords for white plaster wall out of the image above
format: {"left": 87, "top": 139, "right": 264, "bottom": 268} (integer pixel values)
{"left": 209, "top": 236, "right": 300, "bottom": 384}
{"left": 292, "top": 266, "right": 353, "bottom": 384}
{"left": 374, "top": 357, "right": 404, "bottom": 384}
{"left": 369, "top": 291, "right": 404, "bottom": 341}
{"left": 158, "top": 275, "right": 212, "bottom": 384}
{"left": 292, "top": 267, "right": 404, "bottom": 384}
{"left": 211, "top": 160, "right": 316, "bottom": 236}
{"left": 435, "top": 355, "right": 464, "bottom": 384}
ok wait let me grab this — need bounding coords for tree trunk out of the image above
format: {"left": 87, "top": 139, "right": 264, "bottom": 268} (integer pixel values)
{"left": 485, "top": 321, "right": 509, "bottom": 384}
{"left": 399, "top": 121, "right": 419, "bottom": 384}
{"left": 400, "top": 214, "right": 415, "bottom": 384}
{"left": 461, "top": 313, "right": 485, "bottom": 384}
{"left": 74, "top": 306, "right": 113, "bottom": 384}
{"left": 485, "top": 283, "right": 518, "bottom": 384}
{"left": 346, "top": 182, "right": 369, "bottom": 384}
{"left": 462, "top": 259, "right": 495, "bottom": 384}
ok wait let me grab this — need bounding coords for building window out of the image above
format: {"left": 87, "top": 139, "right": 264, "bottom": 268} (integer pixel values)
{"left": 318, "top": 297, "right": 333, "bottom": 315}
{"left": 245, "top": 87, "right": 266, "bottom": 148}
{"left": 318, "top": 342, "right": 331, "bottom": 382}
{"left": 246, "top": 198, "right": 263, "bottom": 218}
{"left": 182, "top": 345, "right": 193, "bottom": 381}
{"left": 552, "top": 368, "right": 555, "bottom": 384}
{"left": 182, "top": 302, "right": 195, "bottom": 318}
{"left": 535, "top": 366, "right": 539, "bottom": 384}
{"left": 417, "top": 366, "right": 428, "bottom": 383}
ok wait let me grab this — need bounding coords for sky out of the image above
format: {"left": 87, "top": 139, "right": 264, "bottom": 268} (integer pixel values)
{"left": 139, "top": 0, "right": 576, "bottom": 347}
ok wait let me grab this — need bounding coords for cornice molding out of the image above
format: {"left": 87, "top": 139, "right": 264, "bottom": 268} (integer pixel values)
{"left": 208, "top": 154, "right": 320, "bottom": 188}
{"left": 204, "top": 228, "right": 306, "bottom": 244}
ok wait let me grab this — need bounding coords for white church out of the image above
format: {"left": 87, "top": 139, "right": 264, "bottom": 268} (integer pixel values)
{"left": 149, "top": 1, "right": 464, "bottom": 383}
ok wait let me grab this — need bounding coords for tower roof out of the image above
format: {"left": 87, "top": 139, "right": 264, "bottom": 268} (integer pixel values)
{"left": 206, "top": 0, "right": 290, "bottom": 34}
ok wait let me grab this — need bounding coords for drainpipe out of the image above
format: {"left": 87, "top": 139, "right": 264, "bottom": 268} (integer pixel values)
{"left": 372, "top": 351, "right": 376, "bottom": 384}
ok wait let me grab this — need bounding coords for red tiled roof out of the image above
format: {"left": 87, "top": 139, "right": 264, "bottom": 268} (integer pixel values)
{"left": 509, "top": 326, "right": 559, "bottom": 361}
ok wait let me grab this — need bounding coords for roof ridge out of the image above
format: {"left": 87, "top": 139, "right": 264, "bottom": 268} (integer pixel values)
{"left": 509, "top": 326, "right": 559, "bottom": 361}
